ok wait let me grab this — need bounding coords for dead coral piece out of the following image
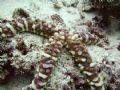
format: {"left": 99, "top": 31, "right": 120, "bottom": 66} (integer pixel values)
{"left": 12, "top": 8, "right": 29, "bottom": 18}
{"left": 16, "top": 38, "right": 29, "bottom": 55}
{"left": 106, "top": 73, "right": 120, "bottom": 90}
{"left": 117, "top": 43, "right": 120, "bottom": 51}
{"left": 51, "top": 14, "right": 66, "bottom": 28}
{"left": 84, "top": 0, "right": 120, "bottom": 27}
{"left": 0, "top": 60, "right": 14, "bottom": 84}
{"left": 0, "top": 39, "right": 13, "bottom": 57}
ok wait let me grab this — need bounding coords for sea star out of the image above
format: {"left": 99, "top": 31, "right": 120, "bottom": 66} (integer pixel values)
{"left": 0, "top": 8, "right": 107, "bottom": 90}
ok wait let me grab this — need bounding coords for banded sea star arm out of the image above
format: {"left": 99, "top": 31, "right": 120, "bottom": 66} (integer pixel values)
{"left": 69, "top": 32, "right": 107, "bottom": 47}
{"left": 22, "top": 30, "right": 68, "bottom": 90}
{"left": 66, "top": 36, "right": 104, "bottom": 89}
{"left": 0, "top": 16, "right": 58, "bottom": 38}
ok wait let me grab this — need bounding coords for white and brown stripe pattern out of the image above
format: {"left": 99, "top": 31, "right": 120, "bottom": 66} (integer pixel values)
{"left": 22, "top": 29, "right": 68, "bottom": 90}
{"left": 66, "top": 35, "right": 104, "bottom": 89}
{"left": 0, "top": 17, "right": 59, "bottom": 38}
{"left": 70, "top": 32, "right": 106, "bottom": 47}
